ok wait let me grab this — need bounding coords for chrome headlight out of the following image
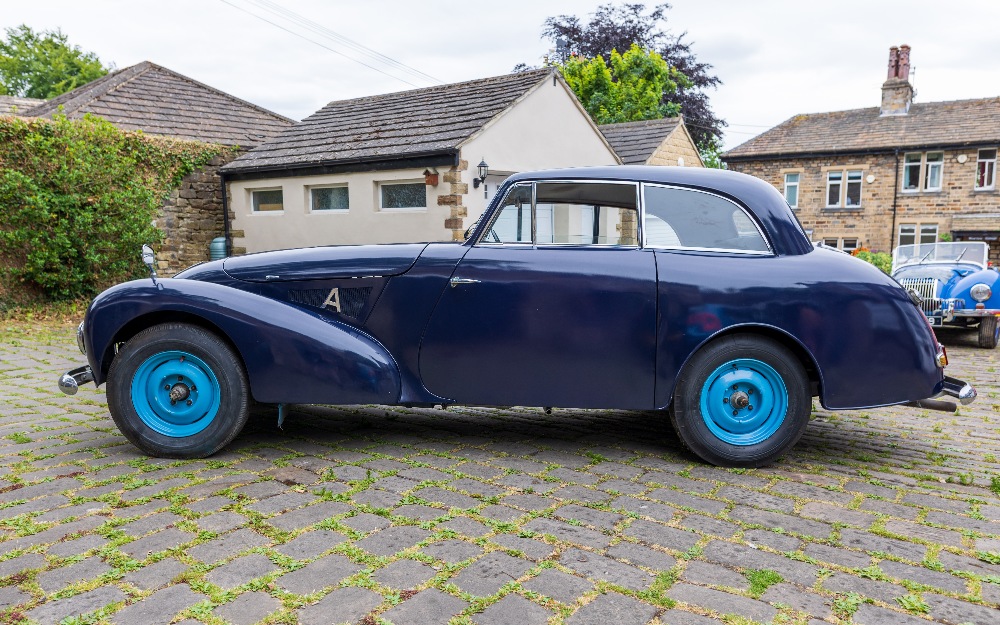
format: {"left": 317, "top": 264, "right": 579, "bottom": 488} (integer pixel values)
{"left": 970, "top": 283, "right": 992, "bottom": 303}
{"left": 76, "top": 321, "right": 86, "bottom": 355}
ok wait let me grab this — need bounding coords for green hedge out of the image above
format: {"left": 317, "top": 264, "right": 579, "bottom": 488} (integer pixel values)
{"left": 0, "top": 114, "right": 223, "bottom": 301}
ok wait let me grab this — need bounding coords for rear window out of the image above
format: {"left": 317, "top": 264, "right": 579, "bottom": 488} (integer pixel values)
{"left": 644, "top": 185, "right": 769, "bottom": 253}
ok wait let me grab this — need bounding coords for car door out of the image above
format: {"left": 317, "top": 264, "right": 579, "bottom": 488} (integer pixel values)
{"left": 418, "top": 180, "right": 657, "bottom": 409}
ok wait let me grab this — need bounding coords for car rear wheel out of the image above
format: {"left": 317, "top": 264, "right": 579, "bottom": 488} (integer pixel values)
{"left": 107, "top": 323, "right": 249, "bottom": 458}
{"left": 979, "top": 315, "right": 999, "bottom": 349}
{"left": 670, "top": 334, "right": 811, "bottom": 467}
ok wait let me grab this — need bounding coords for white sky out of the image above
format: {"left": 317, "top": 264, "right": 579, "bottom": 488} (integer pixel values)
{"left": 6, "top": 1, "right": 1000, "bottom": 151}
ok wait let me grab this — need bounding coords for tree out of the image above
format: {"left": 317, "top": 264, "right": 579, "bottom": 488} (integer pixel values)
{"left": 539, "top": 3, "right": 725, "bottom": 155}
{"left": 0, "top": 25, "right": 109, "bottom": 99}
{"left": 559, "top": 44, "right": 685, "bottom": 125}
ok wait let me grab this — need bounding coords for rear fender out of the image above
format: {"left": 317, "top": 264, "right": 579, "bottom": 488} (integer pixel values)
{"left": 86, "top": 279, "right": 400, "bottom": 405}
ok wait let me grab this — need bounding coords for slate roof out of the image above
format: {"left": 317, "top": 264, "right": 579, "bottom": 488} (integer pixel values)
{"left": 222, "top": 68, "right": 556, "bottom": 174}
{"left": 24, "top": 61, "right": 293, "bottom": 147}
{"left": 0, "top": 95, "right": 45, "bottom": 115}
{"left": 724, "top": 97, "right": 1000, "bottom": 160}
{"left": 599, "top": 117, "right": 682, "bottom": 165}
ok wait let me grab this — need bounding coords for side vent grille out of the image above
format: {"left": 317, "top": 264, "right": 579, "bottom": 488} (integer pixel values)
{"left": 288, "top": 287, "right": 372, "bottom": 319}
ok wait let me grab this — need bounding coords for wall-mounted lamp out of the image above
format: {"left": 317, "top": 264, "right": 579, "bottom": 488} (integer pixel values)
{"left": 472, "top": 159, "right": 489, "bottom": 198}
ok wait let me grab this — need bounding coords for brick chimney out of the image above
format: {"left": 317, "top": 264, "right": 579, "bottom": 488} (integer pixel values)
{"left": 881, "top": 44, "right": 913, "bottom": 116}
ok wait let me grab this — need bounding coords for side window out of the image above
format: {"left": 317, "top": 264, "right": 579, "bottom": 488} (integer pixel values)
{"left": 480, "top": 184, "right": 532, "bottom": 244}
{"left": 643, "top": 185, "right": 770, "bottom": 253}
{"left": 535, "top": 182, "right": 638, "bottom": 246}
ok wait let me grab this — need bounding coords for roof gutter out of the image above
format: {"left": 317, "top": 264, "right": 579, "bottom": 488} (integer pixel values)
{"left": 723, "top": 141, "right": 1000, "bottom": 163}
{"left": 220, "top": 150, "right": 460, "bottom": 182}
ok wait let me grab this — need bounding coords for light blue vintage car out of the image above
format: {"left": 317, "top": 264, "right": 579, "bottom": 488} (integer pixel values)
{"left": 892, "top": 241, "right": 1000, "bottom": 348}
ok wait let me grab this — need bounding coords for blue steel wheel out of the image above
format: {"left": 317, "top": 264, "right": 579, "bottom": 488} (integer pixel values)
{"left": 107, "top": 323, "right": 249, "bottom": 459}
{"left": 670, "top": 334, "right": 811, "bottom": 468}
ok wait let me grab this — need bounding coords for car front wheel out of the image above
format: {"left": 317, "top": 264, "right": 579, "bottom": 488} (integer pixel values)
{"left": 978, "top": 315, "right": 999, "bottom": 349}
{"left": 670, "top": 334, "right": 811, "bottom": 468}
{"left": 107, "top": 323, "right": 249, "bottom": 458}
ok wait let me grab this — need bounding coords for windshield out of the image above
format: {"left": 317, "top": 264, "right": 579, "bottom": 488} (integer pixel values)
{"left": 892, "top": 242, "right": 988, "bottom": 272}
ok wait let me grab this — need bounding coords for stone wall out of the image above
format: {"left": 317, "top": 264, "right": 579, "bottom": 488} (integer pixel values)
{"left": 155, "top": 151, "right": 238, "bottom": 276}
{"left": 726, "top": 149, "right": 1000, "bottom": 254}
{"left": 646, "top": 127, "right": 704, "bottom": 167}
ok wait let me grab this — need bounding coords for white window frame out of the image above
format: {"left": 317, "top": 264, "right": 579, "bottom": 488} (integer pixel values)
{"left": 845, "top": 170, "right": 863, "bottom": 207}
{"left": 309, "top": 184, "right": 350, "bottom": 213}
{"left": 919, "top": 223, "right": 939, "bottom": 244}
{"left": 249, "top": 187, "right": 284, "bottom": 213}
{"left": 783, "top": 172, "right": 800, "bottom": 208}
{"left": 378, "top": 180, "right": 427, "bottom": 212}
{"left": 898, "top": 224, "right": 916, "bottom": 246}
{"left": 825, "top": 171, "right": 842, "bottom": 208}
{"left": 841, "top": 238, "right": 859, "bottom": 252}
{"left": 902, "top": 153, "right": 922, "bottom": 192}
{"left": 898, "top": 223, "right": 939, "bottom": 246}
{"left": 976, "top": 148, "right": 997, "bottom": 190}
{"left": 924, "top": 152, "right": 944, "bottom": 191}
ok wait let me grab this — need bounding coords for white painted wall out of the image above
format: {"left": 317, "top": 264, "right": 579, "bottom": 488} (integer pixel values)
{"left": 229, "top": 76, "right": 619, "bottom": 253}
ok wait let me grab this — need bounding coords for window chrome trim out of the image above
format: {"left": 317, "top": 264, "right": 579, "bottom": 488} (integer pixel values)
{"left": 639, "top": 182, "right": 774, "bottom": 255}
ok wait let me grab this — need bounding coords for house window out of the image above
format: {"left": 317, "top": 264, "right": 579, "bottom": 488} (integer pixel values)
{"left": 899, "top": 223, "right": 939, "bottom": 246}
{"left": 841, "top": 238, "right": 859, "bottom": 252}
{"left": 845, "top": 170, "right": 863, "bottom": 207}
{"left": 924, "top": 152, "right": 943, "bottom": 190}
{"left": 380, "top": 182, "right": 426, "bottom": 210}
{"left": 783, "top": 173, "right": 800, "bottom": 208}
{"left": 251, "top": 189, "right": 283, "bottom": 212}
{"left": 823, "top": 238, "right": 840, "bottom": 248}
{"left": 977, "top": 148, "right": 997, "bottom": 190}
{"left": 826, "top": 172, "right": 842, "bottom": 208}
{"left": 311, "top": 186, "right": 349, "bottom": 212}
{"left": 903, "top": 152, "right": 944, "bottom": 192}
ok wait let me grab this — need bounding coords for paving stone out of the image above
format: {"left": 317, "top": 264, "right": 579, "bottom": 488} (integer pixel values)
{"left": 46, "top": 533, "right": 108, "bottom": 557}
{"left": 394, "top": 504, "right": 445, "bottom": 521}
{"left": 0, "top": 553, "right": 46, "bottom": 577}
{"left": 357, "top": 526, "right": 431, "bottom": 557}
{"left": 926, "top": 510, "right": 1000, "bottom": 535}
{"left": 119, "top": 527, "right": 198, "bottom": 560}
{"left": 37, "top": 557, "right": 111, "bottom": 592}
{"left": 771, "top": 481, "right": 854, "bottom": 505}
{"left": 36, "top": 500, "right": 108, "bottom": 522}
{"left": 641, "top": 472, "right": 715, "bottom": 493}
{"left": 548, "top": 469, "right": 601, "bottom": 485}
{"left": 299, "top": 586, "right": 384, "bottom": 625}
{"left": 457, "top": 463, "right": 505, "bottom": 480}
{"left": 372, "top": 559, "right": 437, "bottom": 589}
{"left": 120, "top": 511, "right": 185, "bottom": 536}
{"left": 883, "top": 520, "right": 965, "bottom": 548}
{"left": 473, "top": 594, "right": 552, "bottom": 625}
{"left": 278, "top": 553, "right": 362, "bottom": 594}
{"left": 667, "top": 583, "right": 777, "bottom": 623}
{"left": 527, "top": 516, "right": 612, "bottom": 549}
{"left": 380, "top": 588, "right": 467, "bottom": 625}
{"left": 491, "top": 533, "right": 556, "bottom": 560}
{"left": 422, "top": 539, "right": 484, "bottom": 563}
{"left": 879, "top": 559, "right": 968, "bottom": 593}
{"left": 268, "top": 501, "right": 350, "bottom": 531}
{"left": 926, "top": 592, "right": 1000, "bottom": 625}
{"left": 274, "top": 529, "right": 346, "bottom": 560}
{"left": 112, "top": 584, "right": 206, "bottom": 625}
{"left": 197, "top": 510, "right": 247, "bottom": 533}
{"left": 607, "top": 541, "right": 676, "bottom": 570}
{"left": 743, "top": 528, "right": 801, "bottom": 551}
{"left": 554, "top": 485, "right": 614, "bottom": 503}
{"left": 233, "top": 481, "right": 287, "bottom": 500}
{"left": 761, "top": 583, "right": 832, "bottom": 618}
{"left": 859, "top": 498, "right": 921, "bottom": 520}
{"left": 901, "top": 492, "right": 969, "bottom": 513}
{"left": 659, "top": 609, "right": 720, "bottom": 625}
{"left": 504, "top": 493, "right": 558, "bottom": 511}
{"left": 646, "top": 488, "right": 727, "bottom": 515}
{"left": 496, "top": 473, "right": 556, "bottom": 491}
{"left": 188, "top": 528, "right": 270, "bottom": 563}
{"left": 124, "top": 557, "right": 188, "bottom": 590}
{"left": 560, "top": 547, "right": 654, "bottom": 591}
{"left": 624, "top": 519, "right": 700, "bottom": 552}
{"left": 247, "top": 491, "right": 315, "bottom": 515}
{"left": 853, "top": 603, "right": 931, "bottom": 625}
{"left": 821, "top": 572, "right": 908, "bottom": 603}
{"left": 718, "top": 485, "right": 796, "bottom": 513}
{"left": 612, "top": 495, "right": 679, "bottom": 523}
{"left": 729, "top": 505, "right": 833, "bottom": 538}
{"left": 702, "top": 541, "right": 818, "bottom": 586}
{"left": 413, "top": 486, "right": 479, "bottom": 509}
{"left": 681, "top": 561, "right": 749, "bottom": 590}
{"left": 938, "top": 550, "right": 1000, "bottom": 577}
{"left": 3, "top": 515, "right": 104, "bottom": 551}
{"left": 556, "top": 504, "right": 624, "bottom": 529}
{"left": 678, "top": 513, "right": 739, "bottom": 537}
{"left": 329, "top": 464, "right": 369, "bottom": 481}
{"left": 452, "top": 552, "right": 535, "bottom": 596}
{"left": 590, "top": 462, "right": 644, "bottom": 480}
{"left": 839, "top": 528, "right": 926, "bottom": 561}
{"left": 687, "top": 466, "right": 769, "bottom": 489}
{"left": 398, "top": 467, "right": 452, "bottom": 482}
{"left": 567, "top": 592, "right": 658, "bottom": 625}
{"left": 523, "top": 568, "right": 593, "bottom": 603}
{"left": 479, "top": 504, "right": 523, "bottom": 521}
{"left": 803, "top": 542, "right": 871, "bottom": 568}
{"left": 439, "top": 516, "right": 491, "bottom": 537}
{"left": 342, "top": 512, "right": 392, "bottom": 533}
{"left": 215, "top": 591, "right": 282, "bottom": 625}
{"left": 207, "top": 553, "right": 280, "bottom": 590}
{"left": 27, "top": 585, "right": 127, "bottom": 624}
{"left": 0, "top": 586, "right": 31, "bottom": 609}
{"left": 800, "top": 501, "right": 875, "bottom": 527}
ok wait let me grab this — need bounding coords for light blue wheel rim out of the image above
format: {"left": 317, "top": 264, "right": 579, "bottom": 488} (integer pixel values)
{"left": 699, "top": 358, "right": 787, "bottom": 446}
{"left": 130, "top": 350, "right": 220, "bottom": 437}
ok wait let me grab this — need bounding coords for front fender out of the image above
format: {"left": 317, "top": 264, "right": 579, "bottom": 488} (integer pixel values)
{"left": 86, "top": 279, "right": 401, "bottom": 405}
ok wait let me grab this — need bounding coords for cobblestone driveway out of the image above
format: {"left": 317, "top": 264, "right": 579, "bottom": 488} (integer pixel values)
{"left": 0, "top": 321, "right": 998, "bottom": 625}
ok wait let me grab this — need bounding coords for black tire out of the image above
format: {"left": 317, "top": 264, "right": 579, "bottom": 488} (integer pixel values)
{"left": 669, "top": 334, "right": 811, "bottom": 468}
{"left": 978, "top": 316, "right": 999, "bottom": 349}
{"left": 107, "top": 323, "right": 249, "bottom": 458}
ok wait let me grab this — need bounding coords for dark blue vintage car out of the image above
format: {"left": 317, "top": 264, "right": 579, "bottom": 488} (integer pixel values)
{"left": 891, "top": 242, "right": 1000, "bottom": 349}
{"left": 59, "top": 167, "right": 976, "bottom": 467}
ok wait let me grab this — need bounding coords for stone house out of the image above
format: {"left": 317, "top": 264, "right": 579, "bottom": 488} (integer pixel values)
{"left": 220, "top": 69, "right": 621, "bottom": 253}
{"left": 18, "top": 61, "right": 294, "bottom": 273}
{"left": 723, "top": 46, "right": 1000, "bottom": 264}
{"left": 599, "top": 116, "right": 704, "bottom": 167}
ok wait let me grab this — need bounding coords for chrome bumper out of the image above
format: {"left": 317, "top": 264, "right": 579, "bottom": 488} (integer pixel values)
{"left": 58, "top": 365, "right": 94, "bottom": 396}
{"left": 939, "top": 375, "right": 977, "bottom": 405}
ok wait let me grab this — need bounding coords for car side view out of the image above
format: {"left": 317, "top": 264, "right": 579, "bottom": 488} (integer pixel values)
{"left": 59, "top": 167, "right": 976, "bottom": 467}
{"left": 891, "top": 241, "right": 1000, "bottom": 349}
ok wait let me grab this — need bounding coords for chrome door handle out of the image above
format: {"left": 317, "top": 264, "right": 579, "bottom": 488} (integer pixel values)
{"left": 449, "top": 277, "right": 481, "bottom": 288}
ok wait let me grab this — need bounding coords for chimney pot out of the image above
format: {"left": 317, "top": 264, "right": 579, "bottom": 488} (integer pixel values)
{"left": 898, "top": 44, "right": 911, "bottom": 81}
{"left": 887, "top": 46, "right": 900, "bottom": 80}
{"left": 881, "top": 44, "right": 913, "bottom": 116}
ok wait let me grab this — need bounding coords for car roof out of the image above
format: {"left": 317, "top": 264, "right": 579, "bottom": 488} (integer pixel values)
{"left": 499, "top": 166, "right": 813, "bottom": 256}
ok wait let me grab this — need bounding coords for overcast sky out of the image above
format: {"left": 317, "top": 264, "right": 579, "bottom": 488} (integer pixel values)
{"left": 7, "top": 1, "right": 1000, "bottom": 151}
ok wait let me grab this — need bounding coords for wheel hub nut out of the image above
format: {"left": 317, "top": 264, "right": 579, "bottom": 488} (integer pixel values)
{"left": 168, "top": 383, "right": 190, "bottom": 402}
{"left": 730, "top": 391, "right": 750, "bottom": 409}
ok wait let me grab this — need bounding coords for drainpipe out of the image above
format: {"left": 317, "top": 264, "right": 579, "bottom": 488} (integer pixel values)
{"left": 889, "top": 148, "right": 900, "bottom": 251}
{"left": 220, "top": 171, "right": 231, "bottom": 256}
